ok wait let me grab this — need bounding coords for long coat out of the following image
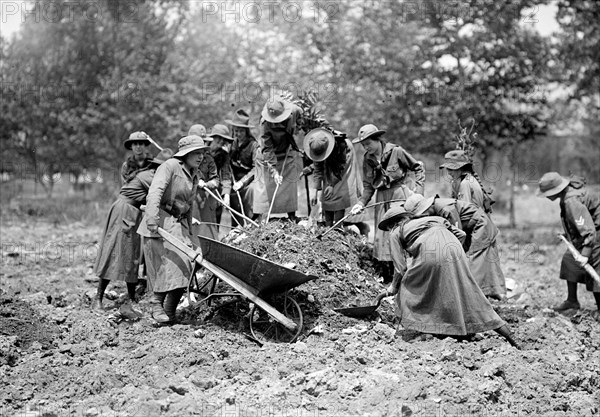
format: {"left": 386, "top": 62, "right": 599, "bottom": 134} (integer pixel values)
{"left": 360, "top": 142, "right": 425, "bottom": 261}
{"left": 94, "top": 169, "right": 155, "bottom": 283}
{"left": 138, "top": 158, "right": 198, "bottom": 293}
{"left": 390, "top": 216, "right": 506, "bottom": 335}
{"left": 431, "top": 197, "right": 506, "bottom": 297}
{"left": 559, "top": 183, "right": 600, "bottom": 292}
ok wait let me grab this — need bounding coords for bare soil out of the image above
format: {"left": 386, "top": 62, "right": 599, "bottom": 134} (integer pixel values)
{"left": 1, "top": 219, "right": 599, "bottom": 417}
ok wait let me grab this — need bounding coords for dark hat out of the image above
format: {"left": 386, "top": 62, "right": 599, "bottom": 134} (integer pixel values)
{"left": 439, "top": 150, "right": 471, "bottom": 170}
{"left": 150, "top": 148, "right": 174, "bottom": 166}
{"left": 378, "top": 204, "right": 409, "bottom": 231}
{"left": 225, "top": 109, "right": 255, "bottom": 128}
{"left": 538, "top": 172, "right": 569, "bottom": 197}
{"left": 123, "top": 131, "right": 151, "bottom": 150}
{"left": 173, "top": 135, "right": 209, "bottom": 158}
{"left": 261, "top": 97, "right": 293, "bottom": 123}
{"left": 352, "top": 124, "right": 386, "bottom": 144}
{"left": 208, "top": 124, "right": 234, "bottom": 142}
{"left": 188, "top": 124, "right": 207, "bottom": 138}
{"left": 304, "top": 128, "right": 335, "bottom": 162}
{"left": 404, "top": 193, "right": 435, "bottom": 216}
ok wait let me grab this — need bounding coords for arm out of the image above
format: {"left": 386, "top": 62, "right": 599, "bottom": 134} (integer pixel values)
{"left": 359, "top": 160, "right": 375, "bottom": 206}
{"left": 260, "top": 122, "right": 278, "bottom": 173}
{"left": 204, "top": 156, "right": 220, "bottom": 190}
{"left": 396, "top": 148, "right": 424, "bottom": 194}
{"left": 145, "top": 161, "right": 174, "bottom": 229}
{"left": 220, "top": 154, "right": 233, "bottom": 195}
{"left": 444, "top": 219, "right": 467, "bottom": 247}
{"left": 564, "top": 198, "right": 596, "bottom": 258}
{"left": 388, "top": 226, "right": 407, "bottom": 294}
{"left": 312, "top": 161, "right": 324, "bottom": 190}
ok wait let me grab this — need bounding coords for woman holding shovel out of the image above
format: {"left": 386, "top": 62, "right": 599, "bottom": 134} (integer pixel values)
{"left": 538, "top": 172, "right": 600, "bottom": 321}
{"left": 378, "top": 206, "right": 520, "bottom": 348}
{"left": 350, "top": 124, "right": 425, "bottom": 282}
{"left": 138, "top": 135, "right": 208, "bottom": 324}
{"left": 404, "top": 193, "right": 506, "bottom": 300}
{"left": 306, "top": 128, "right": 359, "bottom": 227}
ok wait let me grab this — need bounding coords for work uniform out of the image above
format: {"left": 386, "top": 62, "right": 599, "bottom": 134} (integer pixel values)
{"left": 193, "top": 153, "right": 220, "bottom": 240}
{"left": 138, "top": 158, "right": 198, "bottom": 292}
{"left": 253, "top": 107, "right": 302, "bottom": 215}
{"left": 230, "top": 134, "right": 259, "bottom": 225}
{"left": 452, "top": 172, "right": 488, "bottom": 212}
{"left": 312, "top": 138, "right": 359, "bottom": 224}
{"left": 211, "top": 148, "right": 233, "bottom": 226}
{"left": 559, "top": 182, "right": 600, "bottom": 292}
{"left": 94, "top": 168, "right": 155, "bottom": 283}
{"left": 431, "top": 197, "right": 506, "bottom": 297}
{"left": 361, "top": 142, "right": 424, "bottom": 260}
{"left": 120, "top": 154, "right": 153, "bottom": 184}
{"left": 390, "top": 216, "right": 506, "bottom": 335}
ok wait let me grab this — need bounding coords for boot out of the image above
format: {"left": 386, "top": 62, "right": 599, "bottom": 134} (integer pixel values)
{"left": 91, "top": 296, "right": 104, "bottom": 312}
{"left": 151, "top": 293, "right": 170, "bottom": 324}
{"left": 119, "top": 300, "right": 141, "bottom": 320}
{"left": 163, "top": 288, "right": 185, "bottom": 323}
{"left": 495, "top": 325, "right": 522, "bottom": 349}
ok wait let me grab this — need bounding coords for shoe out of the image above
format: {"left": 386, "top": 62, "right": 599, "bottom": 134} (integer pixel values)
{"left": 552, "top": 300, "right": 580, "bottom": 312}
{"left": 91, "top": 297, "right": 104, "bottom": 312}
{"left": 590, "top": 310, "right": 600, "bottom": 322}
{"left": 151, "top": 303, "right": 171, "bottom": 324}
{"left": 119, "top": 302, "right": 143, "bottom": 320}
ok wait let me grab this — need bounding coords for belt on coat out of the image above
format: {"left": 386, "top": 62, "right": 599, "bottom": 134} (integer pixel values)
{"left": 118, "top": 196, "right": 141, "bottom": 209}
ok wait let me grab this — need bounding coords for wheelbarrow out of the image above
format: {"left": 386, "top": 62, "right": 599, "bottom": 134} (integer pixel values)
{"left": 157, "top": 227, "right": 317, "bottom": 343}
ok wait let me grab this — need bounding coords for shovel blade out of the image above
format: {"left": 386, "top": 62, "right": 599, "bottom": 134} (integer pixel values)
{"left": 334, "top": 305, "right": 379, "bottom": 318}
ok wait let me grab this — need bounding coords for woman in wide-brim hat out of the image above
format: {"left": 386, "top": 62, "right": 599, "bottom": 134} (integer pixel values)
{"left": 379, "top": 207, "right": 521, "bottom": 348}
{"left": 306, "top": 128, "right": 360, "bottom": 227}
{"left": 349, "top": 123, "right": 425, "bottom": 282}
{"left": 93, "top": 148, "right": 174, "bottom": 317}
{"left": 537, "top": 172, "right": 600, "bottom": 320}
{"left": 405, "top": 193, "right": 507, "bottom": 299}
{"left": 121, "top": 131, "right": 154, "bottom": 184}
{"left": 254, "top": 97, "right": 303, "bottom": 221}
{"left": 138, "top": 135, "right": 208, "bottom": 324}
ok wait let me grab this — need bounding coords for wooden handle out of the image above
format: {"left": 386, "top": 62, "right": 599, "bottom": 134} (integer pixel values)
{"left": 558, "top": 234, "right": 600, "bottom": 285}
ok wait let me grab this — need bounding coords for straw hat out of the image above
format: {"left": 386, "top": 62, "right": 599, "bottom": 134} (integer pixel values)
{"left": 439, "top": 150, "right": 471, "bottom": 170}
{"left": 404, "top": 193, "right": 435, "bottom": 216}
{"left": 378, "top": 204, "right": 409, "bottom": 231}
{"left": 225, "top": 109, "right": 255, "bottom": 128}
{"left": 150, "top": 148, "right": 174, "bottom": 166}
{"left": 538, "top": 172, "right": 570, "bottom": 197}
{"left": 188, "top": 124, "right": 207, "bottom": 138}
{"left": 261, "top": 98, "right": 293, "bottom": 123}
{"left": 208, "top": 124, "right": 234, "bottom": 142}
{"left": 304, "top": 128, "right": 335, "bottom": 162}
{"left": 173, "top": 135, "right": 209, "bottom": 158}
{"left": 352, "top": 124, "right": 386, "bottom": 144}
{"left": 123, "top": 131, "right": 151, "bottom": 150}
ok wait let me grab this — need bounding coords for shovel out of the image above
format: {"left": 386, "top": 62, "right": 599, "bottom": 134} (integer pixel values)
{"left": 335, "top": 292, "right": 389, "bottom": 318}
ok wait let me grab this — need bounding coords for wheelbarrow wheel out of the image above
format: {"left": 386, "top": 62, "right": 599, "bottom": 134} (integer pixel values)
{"left": 249, "top": 294, "right": 303, "bottom": 343}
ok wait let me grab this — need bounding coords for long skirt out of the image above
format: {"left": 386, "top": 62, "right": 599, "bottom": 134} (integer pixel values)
{"left": 253, "top": 151, "right": 300, "bottom": 215}
{"left": 559, "top": 234, "right": 600, "bottom": 292}
{"left": 143, "top": 215, "right": 193, "bottom": 293}
{"left": 230, "top": 183, "right": 254, "bottom": 227}
{"left": 396, "top": 226, "right": 506, "bottom": 335}
{"left": 373, "top": 185, "right": 411, "bottom": 261}
{"left": 94, "top": 198, "right": 141, "bottom": 283}
{"left": 468, "top": 241, "right": 507, "bottom": 297}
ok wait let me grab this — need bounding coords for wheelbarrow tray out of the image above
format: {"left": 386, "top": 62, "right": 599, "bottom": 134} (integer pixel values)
{"left": 198, "top": 236, "right": 316, "bottom": 296}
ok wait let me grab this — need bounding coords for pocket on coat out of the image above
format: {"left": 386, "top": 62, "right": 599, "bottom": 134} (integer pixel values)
{"left": 122, "top": 217, "right": 137, "bottom": 234}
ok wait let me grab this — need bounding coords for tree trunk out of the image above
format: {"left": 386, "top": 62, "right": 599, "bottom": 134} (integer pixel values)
{"left": 509, "top": 147, "right": 517, "bottom": 228}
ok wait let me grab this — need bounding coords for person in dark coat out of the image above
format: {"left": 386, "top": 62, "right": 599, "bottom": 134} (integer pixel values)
{"left": 538, "top": 172, "right": 600, "bottom": 321}
{"left": 379, "top": 206, "right": 520, "bottom": 347}
{"left": 253, "top": 97, "right": 302, "bottom": 221}
{"left": 93, "top": 148, "right": 173, "bottom": 314}
{"left": 350, "top": 124, "right": 425, "bottom": 282}
{"left": 138, "top": 136, "right": 207, "bottom": 324}
{"left": 404, "top": 193, "right": 506, "bottom": 299}
{"left": 120, "top": 131, "right": 153, "bottom": 184}
{"left": 206, "top": 124, "right": 235, "bottom": 227}
{"left": 228, "top": 109, "right": 259, "bottom": 226}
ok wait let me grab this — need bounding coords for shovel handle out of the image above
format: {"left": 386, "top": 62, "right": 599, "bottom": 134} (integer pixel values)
{"left": 204, "top": 186, "right": 259, "bottom": 227}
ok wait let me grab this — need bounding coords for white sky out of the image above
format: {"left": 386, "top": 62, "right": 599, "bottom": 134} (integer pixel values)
{"left": 0, "top": 2, "right": 560, "bottom": 39}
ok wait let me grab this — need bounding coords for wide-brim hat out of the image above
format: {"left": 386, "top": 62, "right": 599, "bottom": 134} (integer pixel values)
{"left": 352, "top": 124, "right": 386, "bottom": 144}
{"left": 173, "top": 135, "right": 209, "bottom": 158}
{"left": 537, "top": 172, "right": 570, "bottom": 197}
{"left": 208, "top": 124, "right": 234, "bottom": 141}
{"left": 226, "top": 109, "right": 255, "bottom": 128}
{"left": 304, "top": 128, "right": 335, "bottom": 162}
{"left": 439, "top": 149, "right": 471, "bottom": 170}
{"left": 188, "top": 124, "right": 207, "bottom": 138}
{"left": 378, "top": 204, "right": 409, "bottom": 231}
{"left": 123, "top": 131, "right": 151, "bottom": 150}
{"left": 150, "top": 148, "right": 174, "bottom": 166}
{"left": 262, "top": 98, "right": 293, "bottom": 123}
{"left": 404, "top": 193, "right": 435, "bottom": 216}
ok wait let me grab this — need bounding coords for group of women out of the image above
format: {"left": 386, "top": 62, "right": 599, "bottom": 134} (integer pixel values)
{"left": 91, "top": 95, "right": 600, "bottom": 343}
